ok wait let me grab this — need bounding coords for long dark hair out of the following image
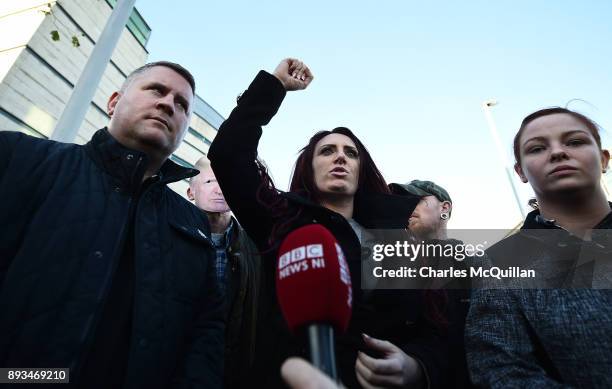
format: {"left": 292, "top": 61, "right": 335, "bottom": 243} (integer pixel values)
{"left": 257, "top": 128, "right": 449, "bottom": 331}
{"left": 256, "top": 127, "right": 389, "bottom": 246}
{"left": 290, "top": 127, "right": 390, "bottom": 199}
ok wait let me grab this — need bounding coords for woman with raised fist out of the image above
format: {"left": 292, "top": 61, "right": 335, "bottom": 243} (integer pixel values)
{"left": 208, "top": 58, "right": 449, "bottom": 388}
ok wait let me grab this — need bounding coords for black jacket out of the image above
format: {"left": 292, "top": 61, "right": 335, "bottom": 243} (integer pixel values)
{"left": 208, "top": 71, "right": 451, "bottom": 388}
{"left": 224, "top": 220, "right": 261, "bottom": 389}
{"left": 0, "top": 129, "right": 224, "bottom": 388}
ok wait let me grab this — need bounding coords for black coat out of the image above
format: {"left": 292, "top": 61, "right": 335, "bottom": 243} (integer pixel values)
{"left": 0, "top": 129, "right": 224, "bottom": 388}
{"left": 208, "top": 71, "right": 452, "bottom": 388}
{"left": 224, "top": 220, "right": 262, "bottom": 389}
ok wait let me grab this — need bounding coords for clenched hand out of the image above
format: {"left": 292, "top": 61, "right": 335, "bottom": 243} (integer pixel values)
{"left": 273, "top": 58, "right": 314, "bottom": 91}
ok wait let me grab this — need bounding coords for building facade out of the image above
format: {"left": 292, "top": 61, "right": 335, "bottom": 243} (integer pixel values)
{"left": 0, "top": 0, "right": 223, "bottom": 197}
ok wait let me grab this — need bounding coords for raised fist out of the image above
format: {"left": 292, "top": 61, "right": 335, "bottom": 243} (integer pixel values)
{"left": 273, "top": 58, "right": 314, "bottom": 91}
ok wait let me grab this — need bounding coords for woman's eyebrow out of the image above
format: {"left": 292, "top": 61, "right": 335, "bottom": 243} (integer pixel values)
{"left": 561, "top": 129, "right": 590, "bottom": 137}
{"left": 522, "top": 136, "right": 547, "bottom": 147}
{"left": 522, "top": 129, "right": 591, "bottom": 147}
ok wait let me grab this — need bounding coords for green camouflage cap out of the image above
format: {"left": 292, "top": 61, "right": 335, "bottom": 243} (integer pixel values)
{"left": 390, "top": 180, "right": 452, "bottom": 203}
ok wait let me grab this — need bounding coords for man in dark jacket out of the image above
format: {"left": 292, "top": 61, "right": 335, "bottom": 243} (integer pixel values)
{"left": 187, "top": 156, "right": 261, "bottom": 389}
{"left": 391, "top": 180, "right": 473, "bottom": 389}
{"left": 0, "top": 61, "right": 224, "bottom": 388}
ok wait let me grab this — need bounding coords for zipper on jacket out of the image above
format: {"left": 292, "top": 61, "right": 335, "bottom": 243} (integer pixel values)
{"left": 73, "top": 156, "right": 144, "bottom": 380}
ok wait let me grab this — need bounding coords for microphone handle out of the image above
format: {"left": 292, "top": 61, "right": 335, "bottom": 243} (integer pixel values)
{"left": 307, "top": 324, "right": 338, "bottom": 382}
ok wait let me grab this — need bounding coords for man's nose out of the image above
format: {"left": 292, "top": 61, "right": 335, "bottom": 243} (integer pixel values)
{"left": 156, "top": 93, "right": 175, "bottom": 116}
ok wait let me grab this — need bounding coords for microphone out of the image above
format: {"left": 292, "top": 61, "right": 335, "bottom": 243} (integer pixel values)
{"left": 276, "top": 224, "right": 352, "bottom": 382}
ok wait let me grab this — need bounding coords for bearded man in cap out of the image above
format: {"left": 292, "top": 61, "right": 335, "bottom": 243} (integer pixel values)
{"left": 390, "top": 179, "right": 473, "bottom": 389}
{"left": 390, "top": 180, "right": 453, "bottom": 240}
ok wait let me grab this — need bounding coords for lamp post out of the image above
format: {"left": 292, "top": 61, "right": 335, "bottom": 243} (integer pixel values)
{"left": 482, "top": 100, "right": 526, "bottom": 219}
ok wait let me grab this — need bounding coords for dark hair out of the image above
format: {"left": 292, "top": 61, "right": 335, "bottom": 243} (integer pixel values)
{"left": 289, "top": 127, "right": 390, "bottom": 200}
{"left": 257, "top": 129, "right": 449, "bottom": 331}
{"left": 122, "top": 61, "right": 196, "bottom": 95}
{"left": 513, "top": 107, "right": 602, "bottom": 166}
{"left": 256, "top": 127, "right": 389, "bottom": 247}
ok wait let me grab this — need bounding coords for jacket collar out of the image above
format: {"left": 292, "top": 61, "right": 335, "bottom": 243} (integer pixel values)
{"left": 279, "top": 190, "right": 419, "bottom": 229}
{"left": 517, "top": 203, "right": 612, "bottom": 252}
{"left": 85, "top": 128, "right": 199, "bottom": 191}
{"left": 521, "top": 202, "right": 612, "bottom": 230}
{"left": 354, "top": 191, "right": 420, "bottom": 228}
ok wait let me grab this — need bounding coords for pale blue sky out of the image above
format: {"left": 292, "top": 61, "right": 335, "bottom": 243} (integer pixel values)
{"left": 137, "top": 1, "right": 612, "bottom": 229}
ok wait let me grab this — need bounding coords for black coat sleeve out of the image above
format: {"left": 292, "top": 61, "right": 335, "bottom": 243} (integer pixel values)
{"left": 207, "top": 71, "right": 287, "bottom": 248}
{"left": 400, "top": 312, "right": 450, "bottom": 389}
{"left": 0, "top": 131, "right": 21, "bottom": 288}
{"left": 0, "top": 131, "right": 19, "bottom": 184}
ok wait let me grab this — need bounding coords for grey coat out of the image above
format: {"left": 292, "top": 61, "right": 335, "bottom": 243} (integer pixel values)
{"left": 466, "top": 208, "right": 612, "bottom": 388}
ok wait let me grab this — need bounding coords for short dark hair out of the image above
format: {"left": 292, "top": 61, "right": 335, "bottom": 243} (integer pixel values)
{"left": 513, "top": 107, "right": 603, "bottom": 166}
{"left": 121, "top": 61, "right": 196, "bottom": 95}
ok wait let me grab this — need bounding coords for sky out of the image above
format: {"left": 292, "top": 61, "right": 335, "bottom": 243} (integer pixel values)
{"left": 136, "top": 1, "right": 612, "bottom": 229}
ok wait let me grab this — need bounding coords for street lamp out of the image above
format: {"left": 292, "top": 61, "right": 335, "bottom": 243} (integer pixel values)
{"left": 481, "top": 100, "right": 526, "bottom": 219}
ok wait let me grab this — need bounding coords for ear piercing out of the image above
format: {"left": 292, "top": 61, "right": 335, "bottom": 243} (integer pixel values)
{"left": 440, "top": 213, "right": 449, "bottom": 220}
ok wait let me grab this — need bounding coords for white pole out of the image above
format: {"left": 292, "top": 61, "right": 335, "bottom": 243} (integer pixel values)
{"left": 482, "top": 100, "right": 526, "bottom": 219}
{"left": 51, "top": 0, "right": 137, "bottom": 142}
